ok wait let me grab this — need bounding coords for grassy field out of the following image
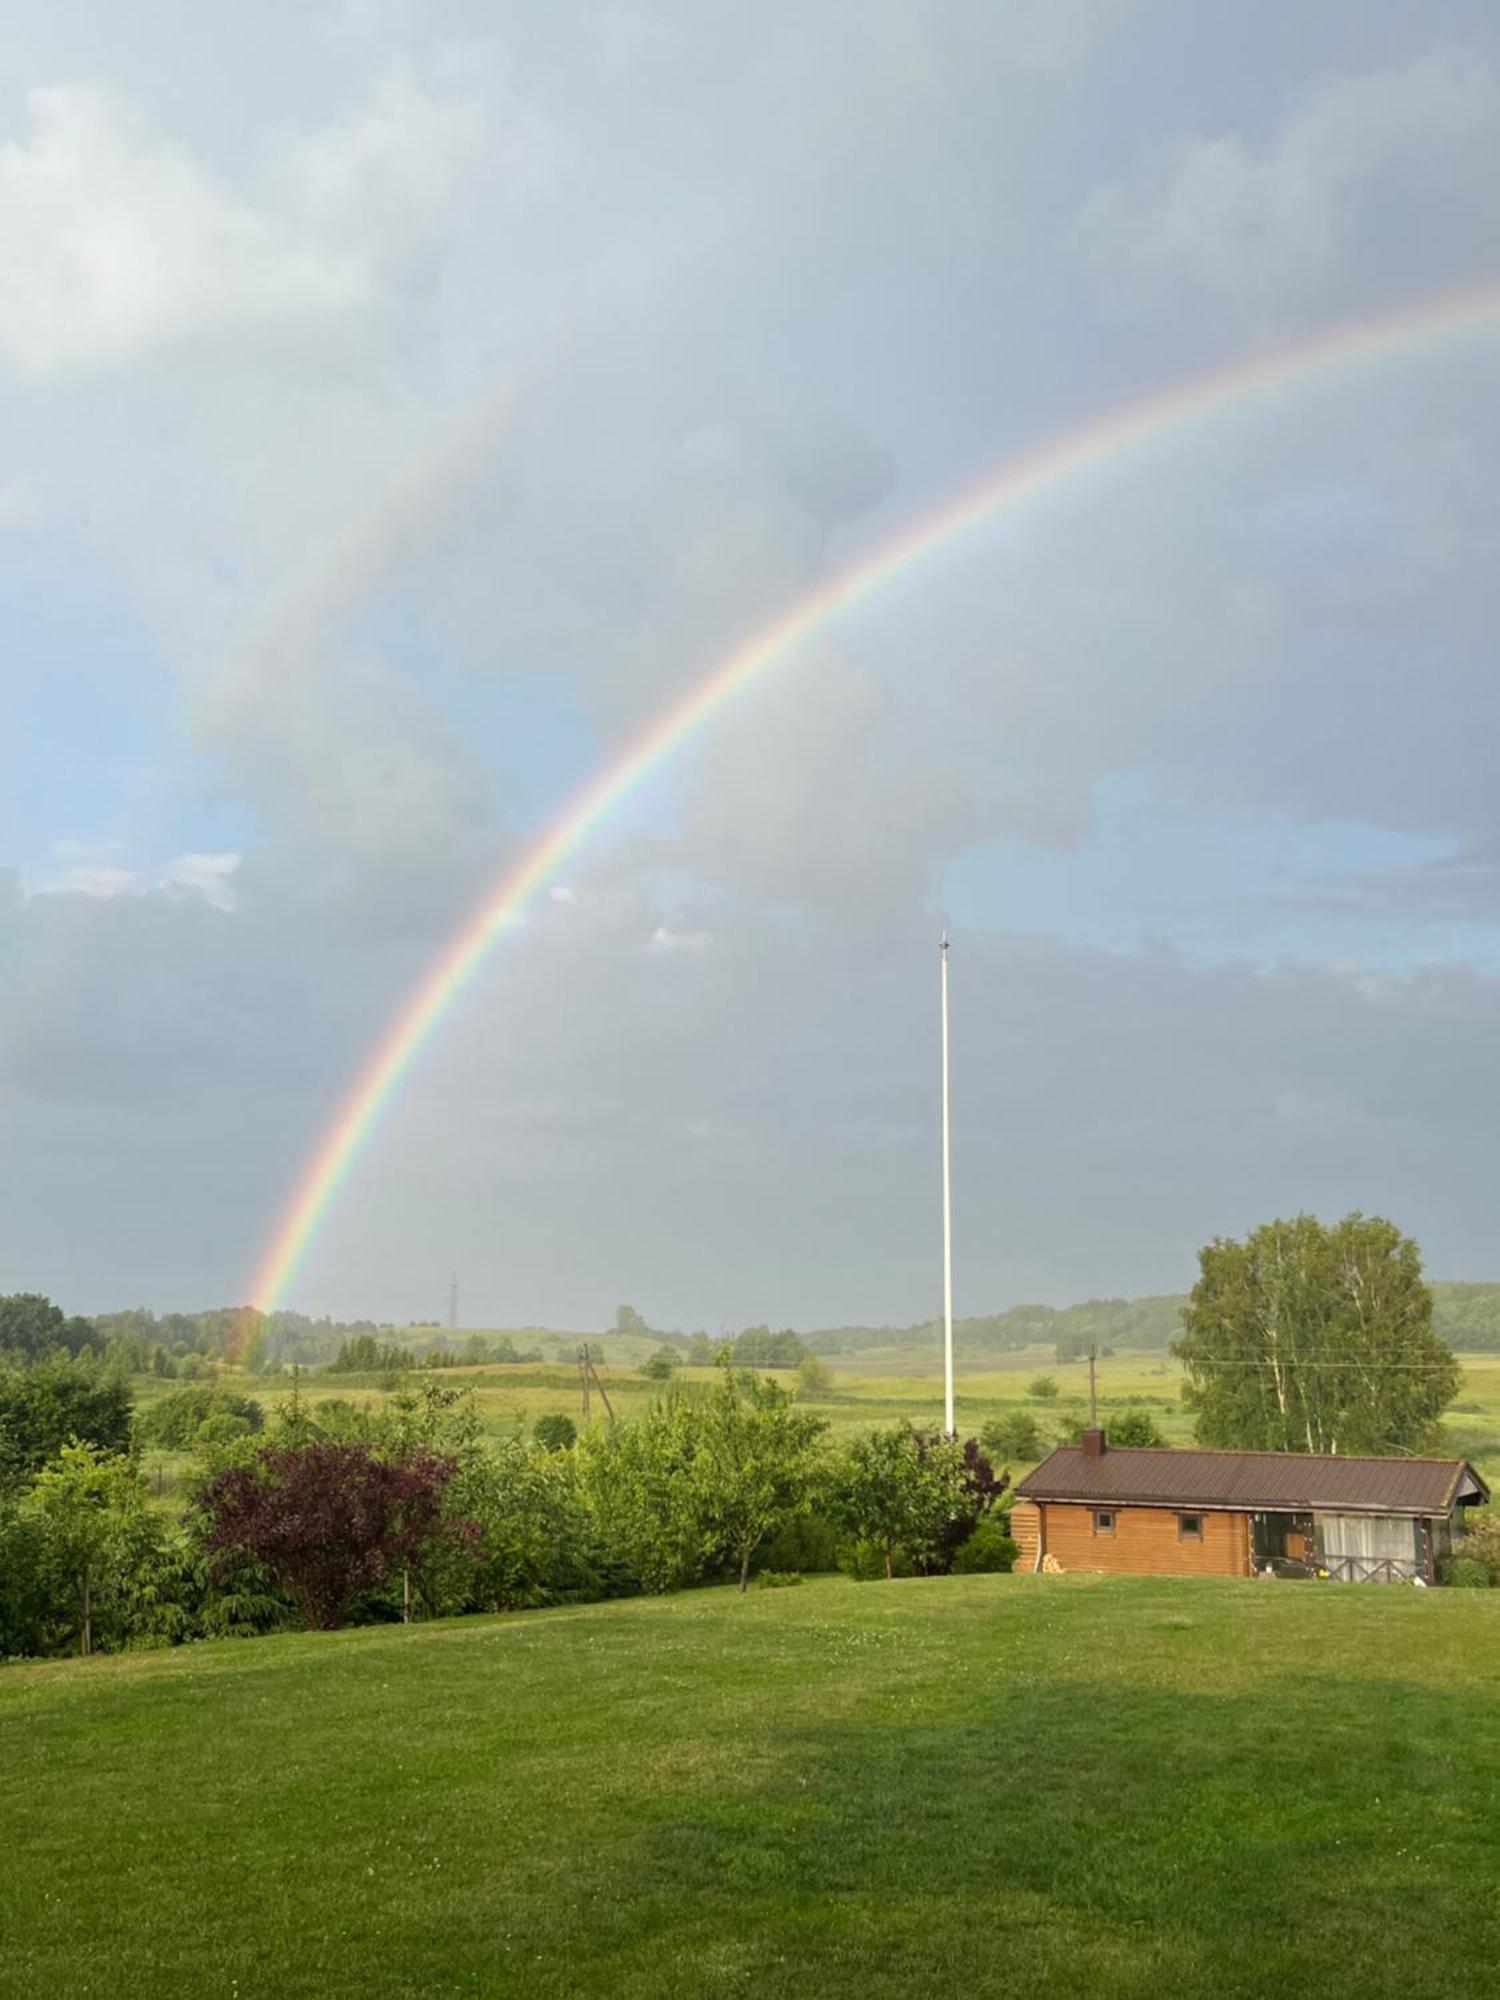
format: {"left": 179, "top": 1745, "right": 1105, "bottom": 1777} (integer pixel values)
{"left": 4, "top": 1573, "right": 1499, "bottom": 1997}
{"left": 132, "top": 1343, "right": 1500, "bottom": 1503}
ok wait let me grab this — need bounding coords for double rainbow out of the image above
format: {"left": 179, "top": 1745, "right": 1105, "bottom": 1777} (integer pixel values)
{"left": 247, "top": 278, "right": 1500, "bottom": 1314}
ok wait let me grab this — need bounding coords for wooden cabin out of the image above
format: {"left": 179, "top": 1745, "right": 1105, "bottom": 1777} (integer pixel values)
{"left": 1011, "top": 1429, "right": 1488, "bottom": 1583}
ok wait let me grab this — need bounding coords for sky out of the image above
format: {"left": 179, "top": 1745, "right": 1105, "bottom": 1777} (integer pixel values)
{"left": 5, "top": 1, "right": 1500, "bottom": 1330}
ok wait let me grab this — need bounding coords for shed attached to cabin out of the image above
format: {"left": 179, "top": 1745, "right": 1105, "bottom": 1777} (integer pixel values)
{"left": 1010, "top": 1429, "right": 1488, "bottom": 1582}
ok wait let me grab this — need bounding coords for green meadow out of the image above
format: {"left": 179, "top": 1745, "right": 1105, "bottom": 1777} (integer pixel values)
{"left": 130, "top": 1341, "right": 1500, "bottom": 1502}
{"left": 4, "top": 1572, "right": 1499, "bottom": 1998}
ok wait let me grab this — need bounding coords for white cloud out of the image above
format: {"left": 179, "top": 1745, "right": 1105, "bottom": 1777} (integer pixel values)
{"left": 0, "top": 51, "right": 559, "bottom": 375}
{"left": 1073, "top": 47, "right": 1500, "bottom": 310}
{"left": 28, "top": 844, "right": 241, "bottom": 910}
{"left": 0, "top": 86, "right": 368, "bottom": 373}
{"left": 270, "top": 45, "right": 565, "bottom": 285}
{"left": 645, "top": 923, "right": 712, "bottom": 954}
{"left": 162, "top": 852, "right": 242, "bottom": 911}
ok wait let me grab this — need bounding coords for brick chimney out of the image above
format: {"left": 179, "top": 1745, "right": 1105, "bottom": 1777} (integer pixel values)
{"left": 1081, "top": 1427, "right": 1106, "bottom": 1458}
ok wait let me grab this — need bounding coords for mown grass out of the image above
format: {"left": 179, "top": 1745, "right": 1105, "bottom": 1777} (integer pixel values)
{"left": 4, "top": 1573, "right": 1499, "bottom": 1997}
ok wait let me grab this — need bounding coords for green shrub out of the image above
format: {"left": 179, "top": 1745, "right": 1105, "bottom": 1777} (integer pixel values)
{"left": 1452, "top": 1512, "right": 1500, "bottom": 1582}
{"left": 137, "top": 1387, "right": 264, "bottom": 1450}
{"left": 837, "top": 1536, "right": 914, "bottom": 1582}
{"left": 1108, "top": 1409, "right": 1167, "bottom": 1449}
{"left": 951, "top": 1519, "right": 1018, "bottom": 1574}
{"left": 1027, "top": 1376, "right": 1059, "bottom": 1401}
{"left": 195, "top": 1412, "right": 252, "bottom": 1447}
{"left": 0, "top": 1360, "right": 133, "bottom": 1491}
{"left": 1443, "top": 1557, "right": 1491, "bottom": 1589}
{"left": 533, "top": 1414, "right": 577, "bottom": 1452}
{"left": 980, "top": 1411, "right": 1042, "bottom": 1462}
{"left": 760, "top": 1511, "right": 839, "bottom": 1574}
{"left": 753, "top": 1570, "right": 803, "bottom": 1589}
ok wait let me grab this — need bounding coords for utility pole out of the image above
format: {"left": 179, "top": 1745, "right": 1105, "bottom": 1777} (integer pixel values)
{"left": 577, "top": 1340, "right": 613, "bottom": 1424}
{"left": 1088, "top": 1343, "right": 1098, "bottom": 1429}
{"left": 586, "top": 1346, "right": 616, "bottom": 1424}
{"left": 940, "top": 931, "right": 955, "bottom": 1437}
{"left": 448, "top": 1271, "right": 458, "bottom": 1333}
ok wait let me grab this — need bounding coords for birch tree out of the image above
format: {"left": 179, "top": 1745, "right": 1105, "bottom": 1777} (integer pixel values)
{"left": 1174, "top": 1213, "right": 1458, "bottom": 1455}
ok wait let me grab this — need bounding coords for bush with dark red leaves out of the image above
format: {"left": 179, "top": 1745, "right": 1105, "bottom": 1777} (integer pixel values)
{"left": 202, "top": 1441, "right": 477, "bottom": 1630}
{"left": 914, "top": 1433, "right": 1010, "bottom": 1572}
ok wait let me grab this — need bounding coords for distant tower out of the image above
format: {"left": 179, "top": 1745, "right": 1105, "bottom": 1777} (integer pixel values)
{"left": 448, "top": 1271, "right": 459, "bottom": 1332}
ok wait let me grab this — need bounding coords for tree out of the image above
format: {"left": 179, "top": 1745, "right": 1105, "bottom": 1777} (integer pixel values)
{"left": 831, "top": 1424, "right": 971, "bottom": 1580}
{"left": 0, "top": 1293, "right": 100, "bottom": 1362}
{"left": 201, "top": 1442, "right": 473, "bottom": 1630}
{"left": 732, "top": 1326, "right": 807, "bottom": 1370}
{"left": 640, "top": 1347, "right": 679, "bottom": 1382}
{"left": 575, "top": 1393, "right": 713, "bottom": 1593}
{"left": 240, "top": 1322, "right": 271, "bottom": 1375}
{"left": 981, "top": 1410, "right": 1043, "bottom": 1462}
{"left": 1174, "top": 1212, "right": 1459, "bottom": 1456}
{"left": 0, "top": 1500, "right": 50, "bottom": 1656}
{"left": 917, "top": 1434, "right": 1008, "bottom": 1572}
{"left": 453, "top": 1433, "right": 609, "bottom": 1613}
{"left": 20, "top": 1442, "right": 155, "bottom": 1656}
{"left": 0, "top": 1358, "right": 133, "bottom": 1493}
{"left": 1027, "top": 1376, "right": 1059, "bottom": 1401}
{"left": 794, "top": 1354, "right": 833, "bottom": 1399}
{"left": 685, "top": 1333, "right": 714, "bottom": 1367}
{"left": 328, "top": 1335, "right": 410, "bottom": 1375}
{"left": 699, "top": 1366, "right": 827, "bottom": 1591}
{"left": 613, "top": 1305, "right": 648, "bottom": 1337}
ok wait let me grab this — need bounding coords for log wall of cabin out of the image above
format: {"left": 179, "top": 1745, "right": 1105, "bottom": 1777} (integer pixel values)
{"left": 1019, "top": 1501, "right": 1251, "bottom": 1577}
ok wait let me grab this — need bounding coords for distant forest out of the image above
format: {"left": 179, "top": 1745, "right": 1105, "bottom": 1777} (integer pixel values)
{"left": 805, "top": 1282, "right": 1500, "bottom": 1358}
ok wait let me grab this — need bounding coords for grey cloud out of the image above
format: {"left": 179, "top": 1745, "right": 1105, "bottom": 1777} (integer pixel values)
{"left": 677, "top": 645, "right": 973, "bottom": 916}
{"left": 7, "top": 1, "right": 1500, "bottom": 1321}
{"left": 1072, "top": 45, "right": 1500, "bottom": 319}
{"left": 237, "top": 897, "right": 1500, "bottom": 1326}
{"left": 846, "top": 344, "right": 1500, "bottom": 866}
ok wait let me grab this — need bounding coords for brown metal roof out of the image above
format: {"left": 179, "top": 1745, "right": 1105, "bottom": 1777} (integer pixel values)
{"left": 1014, "top": 1444, "right": 1488, "bottom": 1516}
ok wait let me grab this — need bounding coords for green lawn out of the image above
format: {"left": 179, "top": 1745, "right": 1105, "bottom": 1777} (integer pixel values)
{"left": 4, "top": 1573, "right": 1499, "bottom": 1997}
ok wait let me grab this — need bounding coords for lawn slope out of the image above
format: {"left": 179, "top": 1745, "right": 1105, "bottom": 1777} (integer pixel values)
{"left": 4, "top": 1574, "right": 1498, "bottom": 1999}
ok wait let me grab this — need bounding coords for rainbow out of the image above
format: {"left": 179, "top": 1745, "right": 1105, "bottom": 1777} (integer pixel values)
{"left": 246, "top": 277, "right": 1500, "bottom": 1314}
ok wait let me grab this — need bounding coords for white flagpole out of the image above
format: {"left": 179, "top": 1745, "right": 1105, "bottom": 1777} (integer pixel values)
{"left": 940, "top": 931, "right": 955, "bottom": 1436}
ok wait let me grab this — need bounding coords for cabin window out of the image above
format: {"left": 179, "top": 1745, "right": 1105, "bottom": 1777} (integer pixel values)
{"left": 1178, "top": 1514, "right": 1204, "bottom": 1541}
{"left": 1093, "top": 1510, "right": 1115, "bottom": 1535}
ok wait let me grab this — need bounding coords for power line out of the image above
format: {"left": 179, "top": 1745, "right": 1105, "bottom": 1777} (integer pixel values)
{"left": 1165, "top": 1358, "right": 1468, "bottom": 1371}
